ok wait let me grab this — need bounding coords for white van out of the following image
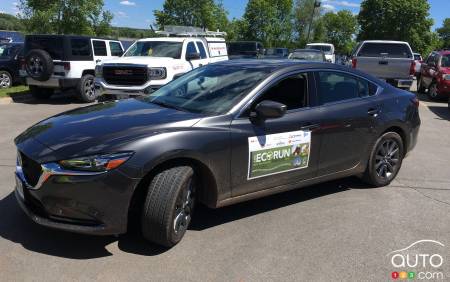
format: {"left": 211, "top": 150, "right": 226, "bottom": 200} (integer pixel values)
{"left": 306, "top": 43, "right": 335, "bottom": 63}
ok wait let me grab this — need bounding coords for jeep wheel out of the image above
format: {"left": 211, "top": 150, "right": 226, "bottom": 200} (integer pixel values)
{"left": 427, "top": 82, "right": 439, "bottom": 100}
{"left": 362, "top": 132, "right": 404, "bottom": 187}
{"left": 29, "top": 86, "right": 54, "bottom": 100}
{"left": 77, "top": 74, "right": 97, "bottom": 103}
{"left": 25, "top": 49, "right": 54, "bottom": 81}
{"left": 141, "top": 166, "right": 196, "bottom": 247}
{"left": 0, "top": 71, "right": 12, "bottom": 88}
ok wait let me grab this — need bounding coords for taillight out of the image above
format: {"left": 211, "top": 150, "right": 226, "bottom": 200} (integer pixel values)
{"left": 409, "top": 61, "right": 415, "bottom": 76}
{"left": 63, "top": 62, "right": 71, "bottom": 71}
{"left": 411, "top": 96, "right": 419, "bottom": 107}
{"left": 352, "top": 58, "right": 357, "bottom": 68}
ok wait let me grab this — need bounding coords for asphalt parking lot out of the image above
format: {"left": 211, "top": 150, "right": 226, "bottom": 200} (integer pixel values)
{"left": 0, "top": 88, "right": 449, "bottom": 281}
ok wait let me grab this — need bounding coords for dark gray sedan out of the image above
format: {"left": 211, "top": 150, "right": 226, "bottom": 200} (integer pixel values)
{"left": 14, "top": 60, "right": 420, "bottom": 247}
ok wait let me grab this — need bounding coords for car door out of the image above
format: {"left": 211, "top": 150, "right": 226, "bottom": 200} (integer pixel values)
{"left": 92, "top": 40, "right": 109, "bottom": 64}
{"left": 195, "top": 41, "right": 210, "bottom": 66}
{"left": 421, "top": 53, "right": 436, "bottom": 87}
{"left": 108, "top": 41, "right": 124, "bottom": 58}
{"left": 314, "top": 71, "right": 380, "bottom": 176}
{"left": 230, "top": 71, "right": 323, "bottom": 197}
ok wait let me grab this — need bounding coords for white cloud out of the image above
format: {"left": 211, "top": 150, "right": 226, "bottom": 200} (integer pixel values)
{"left": 322, "top": 4, "right": 336, "bottom": 11}
{"left": 120, "top": 0, "right": 136, "bottom": 6}
{"left": 322, "top": 0, "right": 360, "bottom": 8}
{"left": 115, "top": 11, "right": 128, "bottom": 18}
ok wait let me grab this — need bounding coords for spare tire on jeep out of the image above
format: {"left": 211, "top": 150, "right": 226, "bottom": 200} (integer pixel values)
{"left": 25, "top": 49, "right": 54, "bottom": 82}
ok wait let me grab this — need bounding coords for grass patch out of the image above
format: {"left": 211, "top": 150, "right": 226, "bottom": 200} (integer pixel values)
{"left": 0, "top": 86, "right": 29, "bottom": 98}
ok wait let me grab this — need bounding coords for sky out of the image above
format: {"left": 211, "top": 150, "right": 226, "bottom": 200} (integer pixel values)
{"left": 0, "top": 0, "right": 447, "bottom": 31}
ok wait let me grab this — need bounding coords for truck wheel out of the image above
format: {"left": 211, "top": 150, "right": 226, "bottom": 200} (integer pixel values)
{"left": 77, "top": 74, "right": 96, "bottom": 103}
{"left": 362, "top": 132, "right": 404, "bottom": 187}
{"left": 417, "top": 77, "right": 426, "bottom": 93}
{"left": 29, "top": 86, "right": 54, "bottom": 100}
{"left": 0, "top": 71, "right": 12, "bottom": 88}
{"left": 141, "top": 166, "right": 196, "bottom": 247}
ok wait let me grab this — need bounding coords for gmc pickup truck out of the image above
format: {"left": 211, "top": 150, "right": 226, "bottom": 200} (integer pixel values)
{"left": 351, "top": 40, "right": 415, "bottom": 90}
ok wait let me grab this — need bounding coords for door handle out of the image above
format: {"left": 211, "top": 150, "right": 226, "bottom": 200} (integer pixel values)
{"left": 368, "top": 108, "right": 379, "bottom": 117}
{"left": 300, "top": 123, "right": 320, "bottom": 130}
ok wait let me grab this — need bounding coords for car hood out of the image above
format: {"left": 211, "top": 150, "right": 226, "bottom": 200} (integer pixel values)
{"left": 15, "top": 98, "right": 202, "bottom": 161}
{"left": 104, "top": 56, "right": 177, "bottom": 66}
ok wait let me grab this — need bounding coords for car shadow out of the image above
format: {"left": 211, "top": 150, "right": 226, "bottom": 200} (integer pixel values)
{"left": 11, "top": 90, "right": 89, "bottom": 105}
{"left": 427, "top": 105, "right": 450, "bottom": 121}
{"left": 0, "top": 177, "right": 366, "bottom": 259}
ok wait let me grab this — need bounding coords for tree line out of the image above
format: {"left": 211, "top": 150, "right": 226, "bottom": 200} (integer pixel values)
{"left": 1, "top": 0, "right": 449, "bottom": 56}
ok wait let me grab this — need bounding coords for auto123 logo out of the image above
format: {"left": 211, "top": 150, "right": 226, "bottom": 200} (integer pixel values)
{"left": 387, "top": 240, "right": 445, "bottom": 280}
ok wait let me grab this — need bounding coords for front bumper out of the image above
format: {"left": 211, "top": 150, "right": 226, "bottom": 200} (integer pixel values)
{"left": 14, "top": 161, "right": 141, "bottom": 235}
{"left": 95, "top": 78, "right": 162, "bottom": 97}
{"left": 26, "top": 77, "right": 79, "bottom": 89}
{"left": 437, "top": 79, "right": 450, "bottom": 96}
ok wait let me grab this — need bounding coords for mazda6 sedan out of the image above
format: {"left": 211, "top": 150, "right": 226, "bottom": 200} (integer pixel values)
{"left": 14, "top": 60, "right": 420, "bottom": 247}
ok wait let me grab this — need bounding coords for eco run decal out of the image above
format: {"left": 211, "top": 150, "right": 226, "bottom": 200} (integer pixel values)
{"left": 248, "top": 130, "right": 311, "bottom": 179}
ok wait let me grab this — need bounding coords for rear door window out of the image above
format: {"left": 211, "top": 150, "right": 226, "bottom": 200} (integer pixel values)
{"left": 26, "top": 36, "right": 64, "bottom": 60}
{"left": 71, "top": 38, "right": 91, "bottom": 56}
{"left": 186, "top": 42, "right": 197, "bottom": 57}
{"left": 93, "top": 40, "right": 107, "bottom": 56}
{"left": 358, "top": 43, "right": 412, "bottom": 58}
{"left": 317, "top": 72, "right": 362, "bottom": 104}
{"left": 109, "top": 41, "right": 123, "bottom": 56}
{"left": 195, "top": 42, "right": 207, "bottom": 59}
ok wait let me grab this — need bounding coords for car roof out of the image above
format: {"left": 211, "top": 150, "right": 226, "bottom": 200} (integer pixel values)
{"left": 211, "top": 59, "right": 343, "bottom": 71}
{"left": 306, "top": 43, "right": 334, "bottom": 47}
{"left": 25, "top": 34, "right": 120, "bottom": 42}
{"left": 361, "top": 40, "right": 410, "bottom": 44}
{"left": 293, "top": 49, "right": 323, "bottom": 53}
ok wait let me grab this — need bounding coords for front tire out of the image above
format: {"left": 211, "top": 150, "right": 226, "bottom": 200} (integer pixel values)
{"left": 76, "top": 74, "right": 97, "bottom": 103}
{"left": 141, "top": 166, "right": 196, "bottom": 247}
{"left": 362, "top": 132, "right": 404, "bottom": 187}
{"left": 427, "top": 82, "right": 439, "bottom": 100}
{"left": 29, "top": 86, "right": 54, "bottom": 100}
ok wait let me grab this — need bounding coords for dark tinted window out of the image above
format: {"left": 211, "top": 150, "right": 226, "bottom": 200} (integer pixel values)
{"left": 186, "top": 42, "right": 197, "bottom": 57}
{"left": 426, "top": 53, "right": 435, "bottom": 64}
{"left": 358, "top": 43, "right": 412, "bottom": 58}
{"left": 228, "top": 42, "right": 257, "bottom": 55}
{"left": 93, "top": 40, "right": 107, "bottom": 56}
{"left": 358, "top": 78, "right": 378, "bottom": 97}
{"left": 441, "top": 54, "right": 450, "bottom": 67}
{"left": 109, "top": 41, "right": 123, "bottom": 56}
{"left": 0, "top": 44, "right": 19, "bottom": 57}
{"left": 318, "top": 72, "right": 361, "bottom": 104}
{"left": 196, "top": 42, "right": 207, "bottom": 59}
{"left": 254, "top": 73, "right": 308, "bottom": 110}
{"left": 26, "top": 36, "right": 64, "bottom": 60}
{"left": 414, "top": 54, "right": 422, "bottom": 60}
{"left": 71, "top": 38, "right": 91, "bottom": 56}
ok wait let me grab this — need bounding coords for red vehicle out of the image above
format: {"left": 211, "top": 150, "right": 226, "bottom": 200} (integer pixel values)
{"left": 418, "top": 50, "right": 450, "bottom": 100}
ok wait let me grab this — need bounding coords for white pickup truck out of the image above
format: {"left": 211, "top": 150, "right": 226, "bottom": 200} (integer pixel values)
{"left": 95, "top": 30, "right": 228, "bottom": 98}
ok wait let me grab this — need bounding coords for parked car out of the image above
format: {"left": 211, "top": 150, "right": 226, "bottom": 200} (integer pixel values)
{"left": 0, "top": 42, "right": 23, "bottom": 88}
{"left": 21, "top": 35, "right": 124, "bottom": 102}
{"left": 413, "top": 52, "right": 423, "bottom": 77}
{"left": 227, "top": 41, "right": 264, "bottom": 59}
{"left": 265, "top": 48, "right": 289, "bottom": 58}
{"left": 350, "top": 40, "right": 414, "bottom": 90}
{"left": 95, "top": 28, "right": 228, "bottom": 99}
{"left": 306, "top": 43, "right": 335, "bottom": 63}
{"left": 418, "top": 50, "right": 450, "bottom": 100}
{"left": 288, "top": 49, "right": 326, "bottom": 62}
{"left": 15, "top": 60, "right": 420, "bottom": 247}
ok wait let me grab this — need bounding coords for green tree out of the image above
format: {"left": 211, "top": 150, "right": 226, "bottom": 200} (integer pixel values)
{"left": 19, "top": 0, "right": 113, "bottom": 36}
{"left": 294, "top": 0, "right": 323, "bottom": 46}
{"left": 437, "top": 18, "right": 450, "bottom": 48}
{"left": 240, "top": 0, "right": 293, "bottom": 47}
{"left": 0, "top": 13, "right": 24, "bottom": 31}
{"left": 322, "top": 10, "right": 357, "bottom": 54}
{"left": 358, "top": 0, "right": 434, "bottom": 55}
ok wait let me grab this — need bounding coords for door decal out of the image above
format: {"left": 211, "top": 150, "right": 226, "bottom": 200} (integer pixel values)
{"left": 248, "top": 131, "right": 311, "bottom": 179}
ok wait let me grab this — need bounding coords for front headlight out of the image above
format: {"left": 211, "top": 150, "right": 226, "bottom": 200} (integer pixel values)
{"left": 95, "top": 65, "right": 103, "bottom": 77}
{"left": 148, "top": 67, "right": 166, "bottom": 80}
{"left": 443, "top": 74, "right": 450, "bottom": 81}
{"left": 59, "top": 152, "right": 133, "bottom": 172}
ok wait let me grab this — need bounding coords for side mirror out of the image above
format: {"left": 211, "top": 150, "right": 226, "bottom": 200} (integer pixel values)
{"left": 252, "top": 100, "right": 287, "bottom": 120}
{"left": 186, "top": 52, "right": 201, "bottom": 61}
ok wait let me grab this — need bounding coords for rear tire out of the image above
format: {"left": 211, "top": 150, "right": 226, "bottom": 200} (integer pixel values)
{"left": 0, "top": 70, "right": 12, "bottom": 88}
{"left": 29, "top": 86, "right": 53, "bottom": 100}
{"left": 76, "top": 74, "right": 96, "bottom": 103}
{"left": 427, "top": 82, "right": 439, "bottom": 100}
{"left": 362, "top": 132, "right": 404, "bottom": 187}
{"left": 141, "top": 166, "right": 196, "bottom": 247}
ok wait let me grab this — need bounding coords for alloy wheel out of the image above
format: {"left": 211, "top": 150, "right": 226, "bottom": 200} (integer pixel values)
{"left": 0, "top": 73, "right": 11, "bottom": 88}
{"left": 173, "top": 179, "right": 195, "bottom": 235}
{"left": 28, "top": 56, "right": 44, "bottom": 75}
{"left": 375, "top": 139, "right": 400, "bottom": 180}
{"left": 85, "top": 78, "right": 96, "bottom": 99}
{"left": 429, "top": 83, "right": 438, "bottom": 98}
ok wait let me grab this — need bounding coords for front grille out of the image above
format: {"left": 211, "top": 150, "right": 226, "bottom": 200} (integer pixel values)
{"left": 103, "top": 66, "right": 149, "bottom": 86}
{"left": 20, "top": 152, "right": 42, "bottom": 187}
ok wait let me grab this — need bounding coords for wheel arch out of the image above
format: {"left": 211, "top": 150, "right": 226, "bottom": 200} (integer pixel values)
{"left": 381, "top": 126, "right": 408, "bottom": 156}
{"left": 127, "top": 156, "right": 219, "bottom": 229}
{"left": 81, "top": 69, "right": 95, "bottom": 77}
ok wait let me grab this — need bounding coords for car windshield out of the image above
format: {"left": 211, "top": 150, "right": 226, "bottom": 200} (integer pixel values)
{"left": 441, "top": 54, "right": 450, "bottom": 67}
{"left": 143, "top": 64, "right": 272, "bottom": 115}
{"left": 307, "top": 45, "right": 332, "bottom": 54}
{"left": 124, "top": 41, "right": 182, "bottom": 59}
{"left": 290, "top": 51, "right": 324, "bottom": 61}
{"left": 0, "top": 44, "right": 15, "bottom": 58}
